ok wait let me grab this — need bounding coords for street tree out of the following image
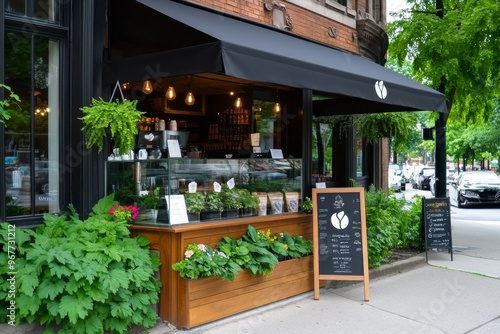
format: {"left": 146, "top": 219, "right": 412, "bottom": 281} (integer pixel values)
{"left": 388, "top": 0, "right": 500, "bottom": 124}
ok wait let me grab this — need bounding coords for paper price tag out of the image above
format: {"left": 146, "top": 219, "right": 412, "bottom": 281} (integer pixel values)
{"left": 227, "top": 178, "right": 235, "bottom": 189}
{"left": 188, "top": 181, "right": 198, "bottom": 193}
{"left": 213, "top": 182, "right": 221, "bottom": 192}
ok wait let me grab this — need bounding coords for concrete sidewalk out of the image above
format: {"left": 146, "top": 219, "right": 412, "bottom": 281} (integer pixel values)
{"left": 150, "top": 251, "right": 500, "bottom": 334}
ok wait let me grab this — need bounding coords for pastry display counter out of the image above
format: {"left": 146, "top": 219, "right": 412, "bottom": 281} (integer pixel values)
{"left": 105, "top": 158, "right": 302, "bottom": 225}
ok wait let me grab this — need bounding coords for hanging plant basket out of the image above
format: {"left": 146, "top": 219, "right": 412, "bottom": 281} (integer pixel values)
{"left": 79, "top": 82, "right": 145, "bottom": 155}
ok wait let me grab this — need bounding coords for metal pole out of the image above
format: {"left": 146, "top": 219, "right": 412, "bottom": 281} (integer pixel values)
{"left": 435, "top": 0, "right": 447, "bottom": 198}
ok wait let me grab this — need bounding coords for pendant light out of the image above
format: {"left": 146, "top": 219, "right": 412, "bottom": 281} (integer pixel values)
{"left": 185, "top": 76, "right": 195, "bottom": 106}
{"left": 142, "top": 80, "right": 153, "bottom": 94}
{"left": 274, "top": 90, "right": 281, "bottom": 113}
{"left": 185, "top": 92, "right": 195, "bottom": 106}
{"left": 234, "top": 96, "right": 242, "bottom": 109}
{"left": 165, "top": 82, "right": 176, "bottom": 100}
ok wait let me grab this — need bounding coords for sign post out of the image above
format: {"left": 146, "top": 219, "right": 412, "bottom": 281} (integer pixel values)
{"left": 312, "top": 187, "right": 370, "bottom": 301}
{"left": 423, "top": 197, "right": 453, "bottom": 261}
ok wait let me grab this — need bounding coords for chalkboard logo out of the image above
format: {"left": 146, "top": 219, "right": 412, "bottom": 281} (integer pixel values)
{"left": 331, "top": 211, "right": 349, "bottom": 229}
{"left": 334, "top": 195, "right": 344, "bottom": 208}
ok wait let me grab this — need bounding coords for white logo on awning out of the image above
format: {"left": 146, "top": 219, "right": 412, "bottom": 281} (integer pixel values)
{"left": 375, "top": 81, "right": 387, "bottom": 99}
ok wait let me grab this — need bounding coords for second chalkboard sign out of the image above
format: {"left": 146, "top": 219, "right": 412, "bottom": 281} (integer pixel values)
{"left": 423, "top": 197, "right": 453, "bottom": 261}
{"left": 313, "top": 187, "right": 369, "bottom": 301}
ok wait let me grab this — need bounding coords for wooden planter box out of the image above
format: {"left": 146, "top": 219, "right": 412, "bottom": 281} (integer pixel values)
{"left": 177, "top": 255, "right": 314, "bottom": 329}
{"left": 129, "top": 213, "right": 314, "bottom": 329}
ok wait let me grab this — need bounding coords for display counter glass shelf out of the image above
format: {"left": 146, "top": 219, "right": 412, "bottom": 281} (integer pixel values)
{"left": 105, "top": 158, "right": 302, "bottom": 225}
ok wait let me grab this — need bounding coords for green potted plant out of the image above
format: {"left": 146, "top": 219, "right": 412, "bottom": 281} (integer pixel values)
{"left": 238, "top": 189, "right": 259, "bottom": 217}
{"left": 0, "top": 83, "right": 20, "bottom": 125}
{"left": 139, "top": 188, "right": 160, "bottom": 220}
{"left": 184, "top": 191, "right": 205, "bottom": 222}
{"left": 201, "top": 190, "right": 223, "bottom": 221}
{"left": 79, "top": 96, "right": 145, "bottom": 155}
{"left": 220, "top": 184, "right": 242, "bottom": 218}
{"left": 301, "top": 196, "right": 313, "bottom": 213}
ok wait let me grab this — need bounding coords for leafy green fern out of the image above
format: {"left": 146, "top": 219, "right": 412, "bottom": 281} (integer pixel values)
{"left": 80, "top": 98, "right": 145, "bottom": 155}
{"left": 0, "top": 194, "right": 161, "bottom": 333}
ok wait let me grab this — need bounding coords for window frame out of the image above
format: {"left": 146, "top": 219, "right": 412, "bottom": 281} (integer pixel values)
{"left": 1, "top": 5, "right": 69, "bottom": 226}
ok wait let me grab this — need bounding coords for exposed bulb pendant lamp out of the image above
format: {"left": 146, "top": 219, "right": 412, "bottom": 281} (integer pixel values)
{"left": 274, "top": 90, "right": 281, "bottom": 113}
{"left": 185, "top": 92, "right": 195, "bottom": 106}
{"left": 185, "top": 76, "right": 195, "bottom": 106}
{"left": 142, "top": 80, "right": 153, "bottom": 94}
{"left": 234, "top": 97, "right": 242, "bottom": 109}
{"left": 165, "top": 82, "right": 176, "bottom": 100}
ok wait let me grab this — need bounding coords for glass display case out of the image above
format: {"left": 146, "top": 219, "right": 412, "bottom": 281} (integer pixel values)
{"left": 105, "top": 158, "right": 302, "bottom": 225}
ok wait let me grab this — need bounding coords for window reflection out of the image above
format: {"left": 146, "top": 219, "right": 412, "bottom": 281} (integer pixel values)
{"left": 5, "top": 0, "right": 58, "bottom": 22}
{"left": 3, "top": 31, "right": 60, "bottom": 216}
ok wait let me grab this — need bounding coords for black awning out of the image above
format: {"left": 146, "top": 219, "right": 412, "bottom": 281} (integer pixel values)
{"left": 111, "top": 0, "right": 447, "bottom": 113}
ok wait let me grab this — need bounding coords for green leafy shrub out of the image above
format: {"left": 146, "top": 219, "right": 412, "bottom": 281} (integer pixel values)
{"left": 365, "top": 185, "right": 423, "bottom": 268}
{"left": 0, "top": 194, "right": 161, "bottom": 333}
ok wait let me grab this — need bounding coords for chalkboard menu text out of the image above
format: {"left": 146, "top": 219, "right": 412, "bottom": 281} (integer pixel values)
{"left": 423, "top": 197, "right": 453, "bottom": 261}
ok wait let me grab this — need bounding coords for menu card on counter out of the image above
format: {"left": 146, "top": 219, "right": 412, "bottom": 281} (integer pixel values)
{"left": 166, "top": 195, "right": 189, "bottom": 225}
{"left": 312, "top": 188, "right": 370, "bottom": 301}
{"left": 167, "top": 139, "right": 182, "bottom": 158}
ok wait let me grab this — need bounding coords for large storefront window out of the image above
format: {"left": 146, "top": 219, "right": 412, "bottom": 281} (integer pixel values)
{"left": 3, "top": 30, "right": 61, "bottom": 217}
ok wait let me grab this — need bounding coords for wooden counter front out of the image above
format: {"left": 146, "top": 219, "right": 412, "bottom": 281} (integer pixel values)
{"left": 129, "top": 213, "right": 313, "bottom": 328}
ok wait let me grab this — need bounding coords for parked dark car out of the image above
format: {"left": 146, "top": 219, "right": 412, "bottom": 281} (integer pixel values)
{"left": 449, "top": 171, "right": 500, "bottom": 208}
{"left": 416, "top": 167, "right": 434, "bottom": 190}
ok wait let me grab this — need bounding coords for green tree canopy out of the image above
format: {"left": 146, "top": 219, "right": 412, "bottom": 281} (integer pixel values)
{"left": 388, "top": 0, "right": 500, "bottom": 124}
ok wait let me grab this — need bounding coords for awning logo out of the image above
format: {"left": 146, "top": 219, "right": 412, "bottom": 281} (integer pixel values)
{"left": 375, "top": 80, "right": 387, "bottom": 99}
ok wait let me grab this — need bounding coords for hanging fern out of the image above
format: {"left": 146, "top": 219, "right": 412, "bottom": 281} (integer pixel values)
{"left": 80, "top": 98, "right": 145, "bottom": 155}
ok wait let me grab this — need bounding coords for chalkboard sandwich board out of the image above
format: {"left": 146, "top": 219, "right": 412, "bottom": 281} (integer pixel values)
{"left": 423, "top": 197, "right": 453, "bottom": 262}
{"left": 312, "top": 187, "right": 370, "bottom": 301}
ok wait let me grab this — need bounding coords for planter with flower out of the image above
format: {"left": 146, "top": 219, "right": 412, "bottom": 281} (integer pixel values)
{"left": 172, "top": 225, "right": 313, "bottom": 328}
{"left": 184, "top": 191, "right": 205, "bottom": 222}
{"left": 109, "top": 203, "right": 140, "bottom": 222}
